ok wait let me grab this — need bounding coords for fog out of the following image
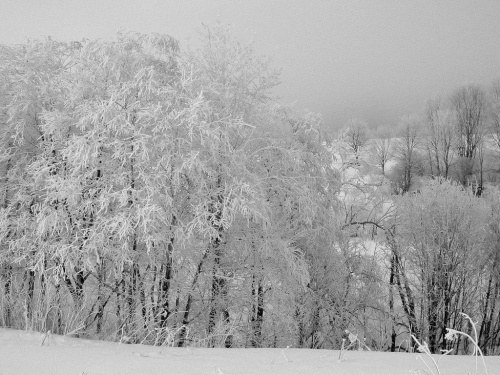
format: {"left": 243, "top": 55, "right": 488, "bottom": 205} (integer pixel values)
{"left": 2, "top": 0, "right": 500, "bottom": 130}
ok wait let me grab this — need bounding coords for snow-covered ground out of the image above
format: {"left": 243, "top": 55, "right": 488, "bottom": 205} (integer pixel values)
{"left": 0, "top": 328, "right": 498, "bottom": 375}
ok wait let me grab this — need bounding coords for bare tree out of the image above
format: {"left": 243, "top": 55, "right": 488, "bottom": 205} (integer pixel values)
{"left": 343, "top": 119, "right": 369, "bottom": 164}
{"left": 371, "top": 126, "right": 393, "bottom": 175}
{"left": 450, "top": 84, "right": 487, "bottom": 187}
{"left": 395, "top": 114, "right": 422, "bottom": 193}
{"left": 489, "top": 79, "right": 500, "bottom": 148}
{"left": 423, "top": 98, "right": 456, "bottom": 179}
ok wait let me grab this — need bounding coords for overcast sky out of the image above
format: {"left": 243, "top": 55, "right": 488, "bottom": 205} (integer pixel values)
{"left": 2, "top": 0, "right": 500, "bottom": 131}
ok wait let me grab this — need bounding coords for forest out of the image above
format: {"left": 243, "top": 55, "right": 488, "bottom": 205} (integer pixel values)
{"left": 0, "top": 25, "right": 499, "bottom": 355}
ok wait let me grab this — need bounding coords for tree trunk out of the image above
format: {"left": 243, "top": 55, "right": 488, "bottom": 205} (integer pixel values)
{"left": 250, "top": 273, "right": 265, "bottom": 347}
{"left": 207, "top": 235, "right": 231, "bottom": 347}
{"left": 427, "top": 275, "right": 439, "bottom": 353}
{"left": 159, "top": 240, "right": 174, "bottom": 328}
{"left": 125, "top": 262, "right": 142, "bottom": 342}
{"left": 178, "top": 249, "right": 209, "bottom": 347}
{"left": 389, "top": 254, "right": 396, "bottom": 352}
{"left": 25, "top": 269, "right": 35, "bottom": 326}
{"left": 386, "top": 229, "right": 419, "bottom": 348}
{"left": 95, "top": 258, "right": 106, "bottom": 334}
{"left": 207, "top": 171, "right": 230, "bottom": 348}
{"left": 64, "top": 268, "right": 86, "bottom": 309}
{"left": 115, "top": 278, "right": 125, "bottom": 340}
{"left": 2, "top": 265, "right": 12, "bottom": 327}
{"left": 296, "top": 306, "right": 305, "bottom": 347}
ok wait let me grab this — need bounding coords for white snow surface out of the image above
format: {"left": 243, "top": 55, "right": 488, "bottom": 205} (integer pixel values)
{"left": 0, "top": 328, "right": 499, "bottom": 375}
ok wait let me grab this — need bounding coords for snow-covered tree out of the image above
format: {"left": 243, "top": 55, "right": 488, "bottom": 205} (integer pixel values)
{"left": 395, "top": 179, "right": 489, "bottom": 353}
{"left": 0, "top": 28, "right": 342, "bottom": 348}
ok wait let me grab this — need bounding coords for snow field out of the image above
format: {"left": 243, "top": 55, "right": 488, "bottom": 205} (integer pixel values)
{"left": 0, "top": 328, "right": 499, "bottom": 375}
